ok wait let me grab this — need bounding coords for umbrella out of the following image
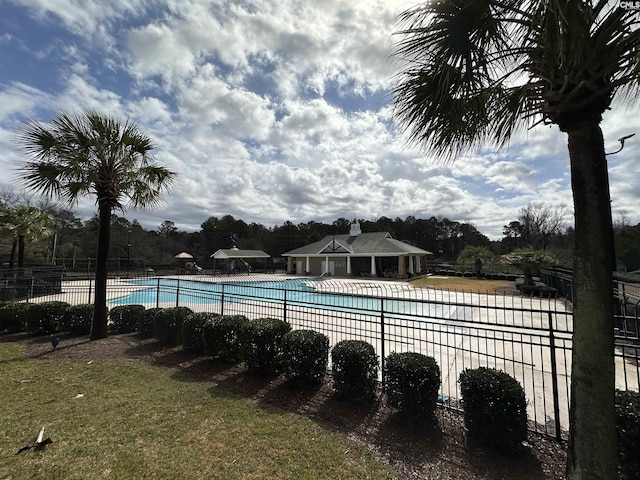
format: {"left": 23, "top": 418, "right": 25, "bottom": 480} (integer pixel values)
{"left": 174, "top": 252, "right": 194, "bottom": 259}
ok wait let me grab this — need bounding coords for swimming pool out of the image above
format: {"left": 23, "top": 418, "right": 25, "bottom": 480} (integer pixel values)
{"left": 109, "top": 277, "right": 451, "bottom": 319}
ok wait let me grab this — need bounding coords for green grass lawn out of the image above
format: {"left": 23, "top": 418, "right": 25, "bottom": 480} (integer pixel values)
{"left": 411, "top": 276, "right": 514, "bottom": 294}
{"left": 0, "top": 343, "right": 396, "bottom": 480}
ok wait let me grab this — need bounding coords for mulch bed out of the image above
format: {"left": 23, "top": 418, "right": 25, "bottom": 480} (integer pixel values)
{"left": 9, "top": 332, "right": 567, "bottom": 479}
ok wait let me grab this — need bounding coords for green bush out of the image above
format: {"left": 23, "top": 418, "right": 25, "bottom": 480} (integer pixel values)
{"left": 459, "top": 367, "right": 527, "bottom": 453}
{"left": 331, "top": 340, "right": 379, "bottom": 402}
{"left": 26, "top": 301, "right": 69, "bottom": 335}
{"left": 616, "top": 389, "right": 640, "bottom": 479}
{"left": 63, "top": 304, "right": 94, "bottom": 336}
{"left": 385, "top": 352, "right": 440, "bottom": 421}
{"left": 110, "top": 305, "right": 145, "bottom": 334}
{"left": 242, "top": 318, "right": 291, "bottom": 375}
{"left": 203, "top": 315, "right": 250, "bottom": 363}
{"left": 139, "top": 308, "right": 163, "bottom": 338}
{"left": 281, "top": 329, "right": 330, "bottom": 387}
{"left": 182, "top": 312, "right": 219, "bottom": 354}
{"left": 153, "top": 307, "right": 193, "bottom": 346}
{"left": 0, "top": 302, "right": 32, "bottom": 333}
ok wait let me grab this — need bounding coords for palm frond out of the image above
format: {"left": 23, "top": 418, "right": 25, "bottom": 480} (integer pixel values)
{"left": 393, "top": 0, "right": 640, "bottom": 152}
{"left": 17, "top": 111, "right": 175, "bottom": 213}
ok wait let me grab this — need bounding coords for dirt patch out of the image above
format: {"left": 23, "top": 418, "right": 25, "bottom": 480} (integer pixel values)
{"left": 12, "top": 332, "right": 567, "bottom": 479}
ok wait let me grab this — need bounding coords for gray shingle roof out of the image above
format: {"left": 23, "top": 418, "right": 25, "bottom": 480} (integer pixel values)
{"left": 283, "top": 232, "right": 432, "bottom": 257}
{"left": 211, "top": 249, "right": 270, "bottom": 259}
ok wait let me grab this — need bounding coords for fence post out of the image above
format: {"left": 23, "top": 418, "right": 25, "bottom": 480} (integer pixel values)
{"left": 26, "top": 275, "right": 33, "bottom": 303}
{"left": 548, "top": 311, "right": 562, "bottom": 441}
{"left": 380, "top": 298, "right": 385, "bottom": 388}
{"left": 176, "top": 278, "right": 180, "bottom": 307}
{"left": 156, "top": 278, "right": 160, "bottom": 309}
{"left": 87, "top": 278, "right": 92, "bottom": 304}
{"left": 220, "top": 284, "right": 225, "bottom": 316}
{"left": 283, "top": 288, "right": 287, "bottom": 324}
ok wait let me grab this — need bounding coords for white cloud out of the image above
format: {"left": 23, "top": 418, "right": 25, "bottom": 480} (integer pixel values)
{"left": 2, "top": 0, "right": 640, "bottom": 243}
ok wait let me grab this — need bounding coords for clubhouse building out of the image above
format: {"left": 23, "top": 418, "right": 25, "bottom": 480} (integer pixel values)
{"left": 283, "top": 220, "right": 432, "bottom": 278}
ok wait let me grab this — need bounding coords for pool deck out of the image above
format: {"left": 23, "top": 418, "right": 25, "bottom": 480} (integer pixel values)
{"left": 25, "top": 273, "right": 638, "bottom": 438}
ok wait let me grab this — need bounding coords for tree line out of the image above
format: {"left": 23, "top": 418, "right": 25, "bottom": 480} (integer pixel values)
{"left": 3, "top": 195, "right": 640, "bottom": 272}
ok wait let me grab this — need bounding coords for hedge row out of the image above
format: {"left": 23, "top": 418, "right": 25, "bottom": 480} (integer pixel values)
{"left": 2, "top": 301, "right": 638, "bottom": 465}
{"left": 0, "top": 301, "right": 94, "bottom": 336}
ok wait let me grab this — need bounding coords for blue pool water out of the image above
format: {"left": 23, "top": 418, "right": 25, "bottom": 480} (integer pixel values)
{"left": 109, "top": 277, "right": 447, "bottom": 318}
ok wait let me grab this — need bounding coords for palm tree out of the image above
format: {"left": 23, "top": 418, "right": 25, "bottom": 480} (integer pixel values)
{"left": 457, "top": 245, "right": 493, "bottom": 277}
{"left": 18, "top": 112, "right": 176, "bottom": 340}
{"left": 1, "top": 204, "right": 53, "bottom": 267}
{"left": 3, "top": 205, "right": 54, "bottom": 267}
{"left": 392, "top": 2, "right": 640, "bottom": 478}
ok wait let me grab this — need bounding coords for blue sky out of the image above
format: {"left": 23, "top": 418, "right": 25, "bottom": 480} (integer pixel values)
{"left": 1, "top": 0, "right": 639, "bottom": 240}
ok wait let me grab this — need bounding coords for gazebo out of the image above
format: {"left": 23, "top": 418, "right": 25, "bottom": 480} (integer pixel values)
{"left": 210, "top": 247, "right": 270, "bottom": 274}
{"left": 174, "top": 252, "right": 201, "bottom": 274}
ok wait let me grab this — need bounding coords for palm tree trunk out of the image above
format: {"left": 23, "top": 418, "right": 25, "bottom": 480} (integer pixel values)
{"left": 90, "top": 201, "right": 111, "bottom": 340}
{"left": 566, "top": 121, "right": 617, "bottom": 479}
{"left": 17, "top": 235, "right": 25, "bottom": 267}
{"left": 9, "top": 239, "right": 17, "bottom": 268}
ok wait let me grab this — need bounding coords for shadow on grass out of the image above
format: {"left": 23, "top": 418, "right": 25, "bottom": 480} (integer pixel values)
{"left": 4, "top": 332, "right": 562, "bottom": 479}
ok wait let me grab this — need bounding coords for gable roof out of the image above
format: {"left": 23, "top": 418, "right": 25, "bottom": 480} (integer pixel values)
{"left": 211, "top": 248, "right": 270, "bottom": 259}
{"left": 283, "top": 232, "right": 432, "bottom": 257}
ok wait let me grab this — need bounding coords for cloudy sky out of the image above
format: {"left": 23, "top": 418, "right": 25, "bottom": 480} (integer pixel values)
{"left": 1, "top": 0, "right": 638, "bottom": 240}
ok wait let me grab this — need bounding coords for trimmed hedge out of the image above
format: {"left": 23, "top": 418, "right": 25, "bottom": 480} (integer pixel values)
{"left": 26, "top": 301, "right": 69, "bottom": 335}
{"left": 616, "top": 389, "right": 640, "bottom": 479}
{"left": 331, "top": 340, "right": 379, "bottom": 402}
{"left": 459, "top": 367, "right": 527, "bottom": 453}
{"left": 110, "top": 305, "right": 145, "bottom": 334}
{"left": 153, "top": 307, "right": 193, "bottom": 346}
{"left": 242, "top": 317, "right": 292, "bottom": 375}
{"left": 139, "top": 307, "right": 163, "bottom": 338}
{"left": 385, "top": 352, "right": 440, "bottom": 421}
{"left": 63, "top": 304, "right": 94, "bottom": 336}
{"left": 203, "top": 315, "right": 249, "bottom": 363}
{"left": 183, "top": 312, "right": 219, "bottom": 354}
{"left": 281, "top": 329, "right": 330, "bottom": 387}
{"left": 0, "top": 302, "right": 34, "bottom": 333}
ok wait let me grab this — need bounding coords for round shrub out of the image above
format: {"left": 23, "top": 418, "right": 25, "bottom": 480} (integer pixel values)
{"left": 281, "top": 329, "right": 330, "bottom": 387}
{"left": 203, "top": 315, "right": 250, "bottom": 363}
{"left": 63, "top": 304, "right": 94, "bottom": 336}
{"left": 153, "top": 307, "right": 193, "bottom": 346}
{"left": 459, "top": 367, "right": 527, "bottom": 453}
{"left": 616, "top": 389, "right": 640, "bottom": 479}
{"left": 182, "top": 312, "right": 219, "bottom": 354}
{"left": 109, "top": 305, "right": 145, "bottom": 334}
{"left": 26, "top": 301, "right": 69, "bottom": 335}
{"left": 139, "top": 307, "right": 163, "bottom": 338}
{"left": 385, "top": 352, "right": 440, "bottom": 421}
{"left": 0, "top": 302, "right": 32, "bottom": 333}
{"left": 242, "top": 317, "right": 292, "bottom": 375}
{"left": 331, "top": 340, "right": 379, "bottom": 402}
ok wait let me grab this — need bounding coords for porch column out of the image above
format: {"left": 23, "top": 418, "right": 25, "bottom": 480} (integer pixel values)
{"left": 306, "top": 256, "right": 311, "bottom": 274}
{"left": 416, "top": 255, "right": 422, "bottom": 274}
{"left": 325, "top": 255, "right": 330, "bottom": 275}
{"left": 347, "top": 256, "right": 352, "bottom": 275}
{"left": 287, "top": 257, "right": 293, "bottom": 274}
{"left": 397, "top": 255, "right": 407, "bottom": 279}
{"left": 408, "top": 256, "right": 415, "bottom": 275}
{"left": 370, "top": 256, "right": 376, "bottom": 276}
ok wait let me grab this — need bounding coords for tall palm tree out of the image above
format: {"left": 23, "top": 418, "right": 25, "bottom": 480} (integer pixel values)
{"left": 18, "top": 112, "right": 176, "bottom": 340}
{"left": 392, "top": 2, "right": 640, "bottom": 478}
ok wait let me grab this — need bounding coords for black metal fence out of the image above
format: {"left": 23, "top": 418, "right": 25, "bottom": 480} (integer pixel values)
{"left": 3, "top": 273, "right": 639, "bottom": 442}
